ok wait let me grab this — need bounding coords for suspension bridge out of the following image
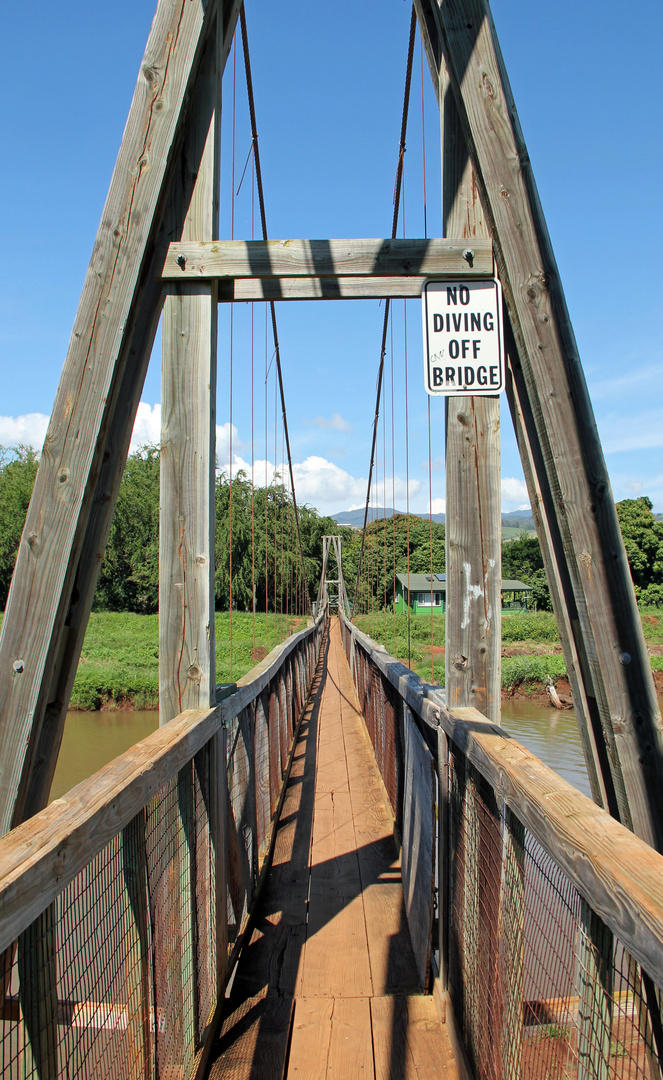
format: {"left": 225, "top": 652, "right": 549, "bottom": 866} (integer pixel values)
{"left": 1, "top": 1, "right": 663, "bottom": 1078}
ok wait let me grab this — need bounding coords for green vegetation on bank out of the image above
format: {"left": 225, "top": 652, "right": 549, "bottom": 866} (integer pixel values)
{"left": 355, "top": 608, "right": 663, "bottom": 692}
{"left": 70, "top": 611, "right": 305, "bottom": 710}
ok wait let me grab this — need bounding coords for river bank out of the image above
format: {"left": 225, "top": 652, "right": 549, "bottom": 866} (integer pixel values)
{"left": 62, "top": 608, "right": 663, "bottom": 710}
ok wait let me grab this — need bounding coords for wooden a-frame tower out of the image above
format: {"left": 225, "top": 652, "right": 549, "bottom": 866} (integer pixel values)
{"left": 0, "top": 0, "right": 662, "bottom": 863}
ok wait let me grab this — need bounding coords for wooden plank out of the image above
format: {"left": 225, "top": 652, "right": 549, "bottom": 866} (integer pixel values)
{"left": 371, "top": 994, "right": 458, "bottom": 1080}
{"left": 401, "top": 705, "right": 436, "bottom": 992}
{"left": 159, "top": 236, "right": 492, "bottom": 279}
{"left": 0, "top": 0, "right": 241, "bottom": 836}
{"left": 442, "top": 52, "right": 502, "bottom": 726}
{"left": 287, "top": 997, "right": 334, "bottom": 1079}
{"left": 326, "top": 997, "right": 373, "bottom": 1079}
{"left": 417, "top": 0, "right": 663, "bottom": 849}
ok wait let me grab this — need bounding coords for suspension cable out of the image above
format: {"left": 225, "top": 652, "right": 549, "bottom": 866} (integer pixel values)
{"left": 352, "top": 5, "right": 416, "bottom": 614}
{"left": 240, "top": 6, "right": 310, "bottom": 613}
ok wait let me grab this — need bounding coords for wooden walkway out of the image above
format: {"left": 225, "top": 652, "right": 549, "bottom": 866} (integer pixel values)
{"left": 207, "top": 619, "right": 457, "bottom": 1080}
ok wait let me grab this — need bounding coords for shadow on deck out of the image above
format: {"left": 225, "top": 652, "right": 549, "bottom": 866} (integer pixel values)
{"left": 207, "top": 620, "right": 457, "bottom": 1079}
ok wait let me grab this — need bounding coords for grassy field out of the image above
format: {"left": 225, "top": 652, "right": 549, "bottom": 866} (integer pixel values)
{"left": 5, "top": 604, "right": 661, "bottom": 709}
{"left": 71, "top": 611, "right": 306, "bottom": 710}
{"left": 354, "top": 608, "right": 663, "bottom": 692}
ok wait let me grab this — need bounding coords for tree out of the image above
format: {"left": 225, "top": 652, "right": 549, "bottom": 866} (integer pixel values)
{"left": 0, "top": 446, "right": 39, "bottom": 609}
{"left": 615, "top": 496, "right": 663, "bottom": 604}
{"left": 344, "top": 515, "right": 446, "bottom": 612}
{"left": 502, "top": 532, "right": 552, "bottom": 611}
{"left": 94, "top": 447, "right": 160, "bottom": 613}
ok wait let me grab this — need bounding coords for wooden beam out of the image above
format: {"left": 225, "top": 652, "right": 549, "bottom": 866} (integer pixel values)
{"left": 158, "top": 236, "right": 492, "bottom": 279}
{"left": 0, "top": 0, "right": 241, "bottom": 836}
{"left": 416, "top": 0, "right": 663, "bottom": 849}
{"left": 216, "top": 276, "right": 465, "bottom": 302}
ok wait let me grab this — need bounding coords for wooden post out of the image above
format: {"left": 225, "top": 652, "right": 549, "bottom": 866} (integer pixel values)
{"left": 415, "top": 0, "right": 663, "bottom": 851}
{"left": 157, "top": 17, "right": 222, "bottom": 1075}
{"left": 437, "top": 727, "right": 450, "bottom": 990}
{"left": 577, "top": 903, "right": 613, "bottom": 1080}
{"left": 159, "top": 15, "right": 221, "bottom": 725}
{"left": 441, "top": 55, "right": 501, "bottom": 724}
{"left": 177, "top": 764, "right": 197, "bottom": 1075}
{"left": 0, "top": 0, "right": 240, "bottom": 836}
{"left": 18, "top": 904, "right": 59, "bottom": 1079}
{"left": 501, "top": 807, "right": 525, "bottom": 1080}
{"left": 122, "top": 808, "right": 152, "bottom": 1079}
{"left": 211, "top": 726, "right": 228, "bottom": 999}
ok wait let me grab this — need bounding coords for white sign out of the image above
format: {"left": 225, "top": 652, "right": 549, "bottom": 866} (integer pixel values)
{"left": 422, "top": 279, "right": 504, "bottom": 396}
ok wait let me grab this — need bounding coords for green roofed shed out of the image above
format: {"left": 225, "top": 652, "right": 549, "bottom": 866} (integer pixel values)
{"left": 393, "top": 572, "right": 532, "bottom": 614}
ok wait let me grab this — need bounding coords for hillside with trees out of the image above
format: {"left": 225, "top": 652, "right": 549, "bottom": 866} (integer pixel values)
{"left": 2, "top": 444, "right": 663, "bottom": 613}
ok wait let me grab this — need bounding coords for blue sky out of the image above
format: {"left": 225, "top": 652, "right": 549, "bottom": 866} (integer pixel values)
{"left": 2, "top": 1, "right": 662, "bottom": 517}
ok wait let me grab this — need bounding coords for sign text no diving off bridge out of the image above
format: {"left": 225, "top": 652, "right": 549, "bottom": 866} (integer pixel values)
{"left": 422, "top": 279, "right": 504, "bottom": 396}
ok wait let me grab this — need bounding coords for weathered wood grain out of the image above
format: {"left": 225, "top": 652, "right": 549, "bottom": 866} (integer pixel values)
{"left": 0, "top": 0, "right": 241, "bottom": 837}
{"left": 159, "top": 236, "right": 492, "bottom": 279}
{"left": 416, "top": 0, "right": 663, "bottom": 848}
{"left": 216, "top": 274, "right": 453, "bottom": 302}
{"left": 441, "top": 49, "right": 502, "bottom": 725}
{"left": 160, "top": 11, "right": 220, "bottom": 725}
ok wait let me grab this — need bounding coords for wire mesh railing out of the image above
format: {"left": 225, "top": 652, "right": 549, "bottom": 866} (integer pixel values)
{"left": 340, "top": 612, "right": 663, "bottom": 1080}
{"left": 0, "top": 609, "right": 325, "bottom": 1080}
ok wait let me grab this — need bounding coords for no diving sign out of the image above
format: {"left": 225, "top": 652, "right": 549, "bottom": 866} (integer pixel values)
{"left": 422, "top": 279, "right": 504, "bottom": 396}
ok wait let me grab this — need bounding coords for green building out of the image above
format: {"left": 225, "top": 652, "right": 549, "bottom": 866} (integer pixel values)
{"left": 393, "top": 572, "right": 532, "bottom": 614}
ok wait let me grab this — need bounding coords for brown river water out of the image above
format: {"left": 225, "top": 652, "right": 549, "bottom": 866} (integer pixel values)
{"left": 49, "top": 700, "right": 594, "bottom": 804}
{"left": 49, "top": 695, "right": 663, "bottom": 804}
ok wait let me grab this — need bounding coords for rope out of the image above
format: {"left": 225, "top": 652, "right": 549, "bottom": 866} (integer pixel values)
{"left": 353, "top": 4, "right": 416, "bottom": 614}
{"left": 240, "top": 5, "right": 311, "bottom": 614}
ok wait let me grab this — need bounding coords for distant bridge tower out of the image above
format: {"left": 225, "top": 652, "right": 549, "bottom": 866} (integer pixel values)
{"left": 316, "top": 536, "right": 350, "bottom": 616}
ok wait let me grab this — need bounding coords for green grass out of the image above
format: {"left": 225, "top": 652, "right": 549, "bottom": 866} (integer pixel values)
{"left": 70, "top": 611, "right": 305, "bottom": 710}
{"left": 355, "top": 608, "right": 663, "bottom": 691}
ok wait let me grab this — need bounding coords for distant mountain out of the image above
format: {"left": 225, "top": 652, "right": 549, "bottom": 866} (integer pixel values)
{"left": 331, "top": 507, "right": 535, "bottom": 530}
{"left": 331, "top": 508, "right": 445, "bottom": 528}
{"left": 501, "top": 510, "right": 535, "bottom": 530}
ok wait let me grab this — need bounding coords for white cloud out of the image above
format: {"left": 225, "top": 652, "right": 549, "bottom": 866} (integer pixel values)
{"left": 305, "top": 413, "right": 353, "bottom": 433}
{"left": 130, "top": 402, "right": 161, "bottom": 452}
{"left": 428, "top": 497, "right": 446, "bottom": 515}
{"left": 0, "top": 412, "right": 50, "bottom": 450}
{"left": 501, "top": 477, "right": 530, "bottom": 511}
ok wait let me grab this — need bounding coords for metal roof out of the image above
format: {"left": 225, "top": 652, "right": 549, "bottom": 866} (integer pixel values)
{"left": 394, "top": 572, "right": 532, "bottom": 592}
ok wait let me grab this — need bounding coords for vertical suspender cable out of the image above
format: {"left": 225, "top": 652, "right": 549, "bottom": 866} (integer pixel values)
{"left": 352, "top": 5, "right": 416, "bottom": 614}
{"left": 228, "top": 33, "right": 237, "bottom": 680}
{"left": 240, "top": 6, "right": 310, "bottom": 613}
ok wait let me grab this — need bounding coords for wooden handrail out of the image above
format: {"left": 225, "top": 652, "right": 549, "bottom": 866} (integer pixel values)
{"left": 0, "top": 609, "right": 326, "bottom": 956}
{"left": 341, "top": 613, "right": 663, "bottom": 990}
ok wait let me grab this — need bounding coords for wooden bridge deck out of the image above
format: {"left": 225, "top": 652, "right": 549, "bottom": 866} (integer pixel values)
{"left": 207, "top": 619, "right": 457, "bottom": 1079}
